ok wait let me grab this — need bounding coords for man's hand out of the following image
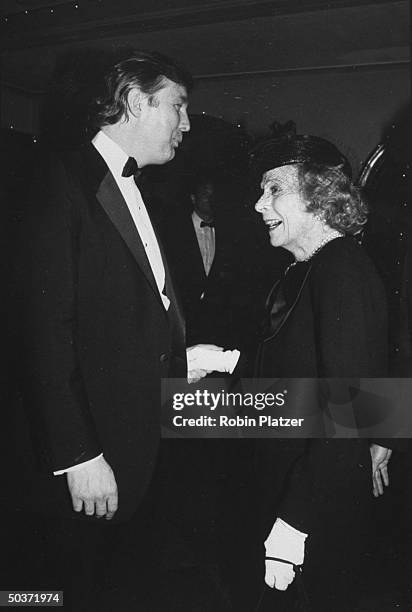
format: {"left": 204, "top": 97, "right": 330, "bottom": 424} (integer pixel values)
{"left": 67, "top": 456, "right": 118, "bottom": 520}
{"left": 187, "top": 368, "right": 212, "bottom": 384}
{"left": 370, "top": 443, "right": 392, "bottom": 497}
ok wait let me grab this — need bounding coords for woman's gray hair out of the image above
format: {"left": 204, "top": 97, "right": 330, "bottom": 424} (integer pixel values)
{"left": 298, "top": 163, "right": 368, "bottom": 235}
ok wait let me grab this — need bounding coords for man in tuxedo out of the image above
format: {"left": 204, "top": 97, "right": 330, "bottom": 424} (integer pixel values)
{"left": 167, "top": 176, "right": 218, "bottom": 344}
{"left": 16, "top": 50, "right": 195, "bottom": 607}
{"left": 163, "top": 174, "right": 259, "bottom": 349}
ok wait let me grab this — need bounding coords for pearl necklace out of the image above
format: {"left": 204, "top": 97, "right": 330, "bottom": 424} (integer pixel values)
{"left": 299, "top": 230, "right": 344, "bottom": 262}
{"left": 286, "top": 230, "right": 344, "bottom": 273}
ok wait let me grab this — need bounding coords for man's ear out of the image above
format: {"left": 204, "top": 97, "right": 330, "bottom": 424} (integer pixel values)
{"left": 127, "top": 88, "right": 142, "bottom": 119}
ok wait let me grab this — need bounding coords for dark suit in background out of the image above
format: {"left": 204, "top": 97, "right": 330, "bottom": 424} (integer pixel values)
{"left": 160, "top": 178, "right": 263, "bottom": 606}
{"left": 162, "top": 180, "right": 261, "bottom": 350}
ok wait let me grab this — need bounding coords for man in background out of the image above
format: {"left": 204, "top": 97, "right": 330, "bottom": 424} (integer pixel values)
{"left": 163, "top": 173, "right": 259, "bottom": 350}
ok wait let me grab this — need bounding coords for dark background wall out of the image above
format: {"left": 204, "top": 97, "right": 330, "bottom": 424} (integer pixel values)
{"left": 191, "top": 66, "right": 408, "bottom": 173}
{"left": 1, "top": 0, "right": 409, "bottom": 172}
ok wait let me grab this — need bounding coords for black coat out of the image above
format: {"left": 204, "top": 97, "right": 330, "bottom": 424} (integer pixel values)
{"left": 253, "top": 237, "right": 388, "bottom": 606}
{"left": 257, "top": 236, "right": 387, "bottom": 379}
{"left": 16, "top": 143, "right": 186, "bottom": 522}
{"left": 255, "top": 237, "right": 388, "bottom": 528}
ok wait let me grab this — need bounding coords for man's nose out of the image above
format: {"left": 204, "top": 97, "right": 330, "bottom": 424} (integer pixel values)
{"left": 180, "top": 109, "right": 190, "bottom": 132}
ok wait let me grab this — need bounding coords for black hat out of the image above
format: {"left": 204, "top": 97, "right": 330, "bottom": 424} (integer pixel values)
{"left": 250, "top": 121, "right": 352, "bottom": 180}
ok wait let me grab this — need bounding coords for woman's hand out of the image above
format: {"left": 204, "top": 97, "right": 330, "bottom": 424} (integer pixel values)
{"left": 370, "top": 443, "right": 392, "bottom": 497}
{"left": 264, "top": 518, "right": 307, "bottom": 590}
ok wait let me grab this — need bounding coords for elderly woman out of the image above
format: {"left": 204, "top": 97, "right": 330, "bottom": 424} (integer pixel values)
{"left": 248, "top": 126, "right": 389, "bottom": 610}
{"left": 189, "top": 124, "right": 388, "bottom": 610}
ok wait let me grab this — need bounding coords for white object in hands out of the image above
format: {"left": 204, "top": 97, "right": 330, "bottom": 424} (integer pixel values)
{"left": 186, "top": 344, "right": 223, "bottom": 384}
{"left": 264, "top": 518, "right": 308, "bottom": 591}
{"left": 187, "top": 344, "right": 221, "bottom": 384}
{"left": 187, "top": 344, "right": 240, "bottom": 374}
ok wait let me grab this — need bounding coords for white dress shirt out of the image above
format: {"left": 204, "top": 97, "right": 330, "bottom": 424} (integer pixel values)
{"left": 192, "top": 210, "right": 215, "bottom": 276}
{"left": 93, "top": 130, "right": 170, "bottom": 310}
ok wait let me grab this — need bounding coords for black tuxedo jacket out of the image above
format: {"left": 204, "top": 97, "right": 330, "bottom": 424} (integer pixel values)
{"left": 165, "top": 211, "right": 209, "bottom": 311}
{"left": 162, "top": 207, "right": 256, "bottom": 348}
{"left": 17, "top": 143, "right": 186, "bottom": 521}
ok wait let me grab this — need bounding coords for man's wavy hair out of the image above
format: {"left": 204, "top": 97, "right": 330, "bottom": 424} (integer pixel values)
{"left": 90, "top": 50, "right": 193, "bottom": 128}
{"left": 250, "top": 121, "right": 368, "bottom": 235}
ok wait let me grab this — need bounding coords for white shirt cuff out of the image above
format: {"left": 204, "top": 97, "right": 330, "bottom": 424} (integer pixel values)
{"left": 53, "top": 453, "right": 103, "bottom": 476}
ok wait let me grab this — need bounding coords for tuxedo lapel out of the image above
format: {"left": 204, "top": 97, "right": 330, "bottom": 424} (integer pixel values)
{"left": 187, "top": 216, "right": 208, "bottom": 281}
{"left": 207, "top": 223, "right": 221, "bottom": 280}
{"left": 80, "top": 143, "right": 183, "bottom": 326}
{"left": 147, "top": 211, "right": 186, "bottom": 373}
{"left": 152, "top": 216, "right": 185, "bottom": 334}
{"left": 96, "top": 170, "right": 160, "bottom": 302}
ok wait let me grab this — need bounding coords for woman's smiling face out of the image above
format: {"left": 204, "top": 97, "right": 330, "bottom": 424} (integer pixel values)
{"left": 255, "top": 164, "right": 315, "bottom": 254}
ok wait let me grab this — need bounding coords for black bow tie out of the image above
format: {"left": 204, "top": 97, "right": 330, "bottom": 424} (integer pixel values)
{"left": 200, "top": 220, "right": 215, "bottom": 228}
{"left": 122, "top": 157, "right": 139, "bottom": 178}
